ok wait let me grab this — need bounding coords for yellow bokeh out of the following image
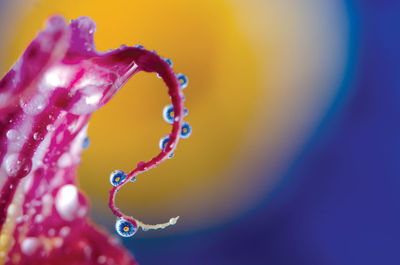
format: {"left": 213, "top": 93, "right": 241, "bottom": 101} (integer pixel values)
{"left": 0, "top": 0, "right": 348, "bottom": 235}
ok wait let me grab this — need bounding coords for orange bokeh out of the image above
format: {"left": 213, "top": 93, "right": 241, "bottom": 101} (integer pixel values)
{"left": 0, "top": 0, "right": 348, "bottom": 236}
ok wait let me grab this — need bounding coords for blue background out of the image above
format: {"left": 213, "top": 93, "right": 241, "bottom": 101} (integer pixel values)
{"left": 126, "top": 1, "right": 400, "bottom": 264}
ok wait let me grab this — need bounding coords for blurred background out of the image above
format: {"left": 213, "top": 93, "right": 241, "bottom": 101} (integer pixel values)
{"left": 0, "top": 0, "right": 399, "bottom": 264}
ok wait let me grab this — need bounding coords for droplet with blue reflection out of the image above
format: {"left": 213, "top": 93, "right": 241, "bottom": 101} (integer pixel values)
{"left": 159, "top": 135, "right": 174, "bottom": 158}
{"left": 109, "top": 170, "right": 127, "bottom": 187}
{"left": 180, "top": 122, "right": 192, "bottom": 139}
{"left": 82, "top": 137, "right": 90, "bottom": 149}
{"left": 176, "top": 73, "right": 188, "bottom": 89}
{"left": 163, "top": 104, "right": 189, "bottom": 124}
{"left": 115, "top": 218, "right": 136, "bottom": 237}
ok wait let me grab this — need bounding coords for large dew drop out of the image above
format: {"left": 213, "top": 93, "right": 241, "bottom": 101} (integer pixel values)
{"left": 55, "top": 184, "right": 80, "bottom": 221}
{"left": 115, "top": 219, "right": 136, "bottom": 238}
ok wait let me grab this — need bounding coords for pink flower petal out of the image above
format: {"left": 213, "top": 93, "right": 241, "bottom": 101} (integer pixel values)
{"left": 0, "top": 15, "right": 189, "bottom": 264}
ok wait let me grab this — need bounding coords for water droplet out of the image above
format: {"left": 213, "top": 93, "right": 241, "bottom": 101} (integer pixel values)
{"left": 7, "top": 204, "right": 15, "bottom": 215}
{"left": 164, "top": 58, "right": 173, "bottom": 67}
{"left": 34, "top": 214, "right": 43, "bottom": 223}
{"left": 176, "top": 73, "right": 188, "bottom": 89}
{"left": 115, "top": 219, "right": 136, "bottom": 237}
{"left": 169, "top": 217, "right": 178, "bottom": 225}
{"left": 163, "top": 104, "right": 188, "bottom": 124}
{"left": 20, "top": 95, "right": 48, "bottom": 115}
{"left": 46, "top": 124, "right": 55, "bottom": 132}
{"left": 180, "top": 122, "right": 192, "bottom": 139}
{"left": 33, "top": 132, "right": 43, "bottom": 141}
{"left": 131, "top": 176, "right": 136, "bottom": 182}
{"left": 4, "top": 154, "right": 32, "bottom": 178}
{"left": 159, "top": 135, "right": 170, "bottom": 150}
{"left": 134, "top": 44, "right": 144, "bottom": 49}
{"left": 55, "top": 184, "right": 79, "bottom": 221}
{"left": 21, "top": 237, "right": 39, "bottom": 255}
{"left": 109, "top": 170, "right": 127, "bottom": 187}
{"left": 142, "top": 227, "right": 148, "bottom": 232}
{"left": 82, "top": 137, "right": 90, "bottom": 149}
{"left": 6, "top": 129, "right": 20, "bottom": 141}
{"left": 159, "top": 135, "right": 174, "bottom": 158}
{"left": 59, "top": 226, "right": 70, "bottom": 237}
{"left": 162, "top": 104, "right": 174, "bottom": 124}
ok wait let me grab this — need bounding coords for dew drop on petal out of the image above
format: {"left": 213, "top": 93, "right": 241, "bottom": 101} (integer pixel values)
{"left": 162, "top": 104, "right": 174, "bottom": 124}
{"left": 180, "top": 122, "right": 192, "bottom": 139}
{"left": 20, "top": 94, "right": 48, "bottom": 115}
{"left": 6, "top": 129, "right": 20, "bottom": 141}
{"left": 33, "top": 132, "right": 43, "bottom": 141}
{"left": 21, "top": 237, "right": 39, "bottom": 256}
{"left": 46, "top": 124, "right": 55, "bottom": 132}
{"left": 34, "top": 214, "right": 43, "bottom": 223}
{"left": 59, "top": 226, "right": 71, "bottom": 237}
{"left": 176, "top": 73, "right": 188, "bottom": 89}
{"left": 164, "top": 58, "right": 173, "bottom": 67}
{"left": 115, "top": 219, "right": 136, "bottom": 237}
{"left": 82, "top": 136, "right": 90, "bottom": 149}
{"left": 4, "top": 153, "right": 32, "bottom": 178}
{"left": 55, "top": 184, "right": 79, "bottom": 221}
{"left": 159, "top": 135, "right": 170, "bottom": 150}
{"left": 109, "top": 170, "right": 127, "bottom": 186}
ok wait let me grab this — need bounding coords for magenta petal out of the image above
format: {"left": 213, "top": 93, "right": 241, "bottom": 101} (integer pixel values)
{"left": 0, "top": 15, "right": 188, "bottom": 264}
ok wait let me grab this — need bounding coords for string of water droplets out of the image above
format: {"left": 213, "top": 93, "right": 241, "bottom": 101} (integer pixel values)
{"left": 107, "top": 49, "right": 191, "bottom": 238}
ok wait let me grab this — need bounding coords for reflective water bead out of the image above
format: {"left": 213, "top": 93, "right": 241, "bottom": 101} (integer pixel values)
{"left": 46, "top": 124, "right": 55, "bottom": 132}
{"left": 159, "top": 135, "right": 170, "bottom": 150}
{"left": 131, "top": 176, "right": 136, "bottom": 182}
{"left": 163, "top": 104, "right": 189, "bottom": 124}
{"left": 159, "top": 135, "right": 174, "bottom": 158}
{"left": 115, "top": 219, "right": 136, "bottom": 237}
{"left": 164, "top": 58, "right": 173, "bottom": 67}
{"left": 109, "top": 170, "right": 127, "bottom": 187}
{"left": 180, "top": 122, "right": 192, "bottom": 139}
{"left": 134, "top": 44, "right": 144, "bottom": 49}
{"left": 162, "top": 104, "right": 174, "bottom": 124}
{"left": 82, "top": 137, "right": 90, "bottom": 149}
{"left": 176, "top": 73, "right": 188, "bottom": 89}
